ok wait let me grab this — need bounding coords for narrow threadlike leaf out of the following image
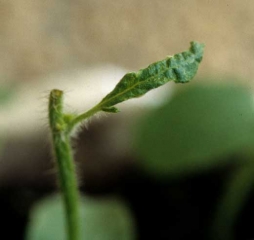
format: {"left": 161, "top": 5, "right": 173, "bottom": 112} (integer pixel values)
{"left": 101, "top": 106, "right": 120, "bottom": 113}
{"left": 98, "top": 41, "right": 204, "bottom": 110}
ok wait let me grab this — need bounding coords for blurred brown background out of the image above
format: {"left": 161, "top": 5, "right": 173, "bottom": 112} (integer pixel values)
{"left": 1, "top": 0, "right": 254, "bottom": 192}
{"left": 2, "top": 0, "right": 254, "bottom": 83}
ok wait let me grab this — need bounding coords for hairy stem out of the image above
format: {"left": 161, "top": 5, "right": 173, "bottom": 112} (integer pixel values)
{"left": 67, "top": 104, "right": 101, "bottom": 134}
{"left": 49, "top": 89, "right": 80, "bottom": 240}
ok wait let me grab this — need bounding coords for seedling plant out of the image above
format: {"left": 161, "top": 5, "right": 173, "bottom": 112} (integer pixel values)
{"left": 47, "top": 41, "right": 204, "bottom": 240}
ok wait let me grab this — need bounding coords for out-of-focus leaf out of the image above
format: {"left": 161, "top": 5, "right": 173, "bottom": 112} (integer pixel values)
{"left": 0, "top": 84, "right": 16, "bottom": 105}
{"left": 26, "top": 195, "right": 136, "bottom": 240}
{"left": 98, "top": 42, "right": 204, "bottom": 112}
{"left": 135, "top": 83, "right": 254, "bottom": 177}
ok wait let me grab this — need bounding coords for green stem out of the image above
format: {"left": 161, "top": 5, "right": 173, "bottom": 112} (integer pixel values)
{"left": 49, "top": 89, "right": 80, "bottom": 240}
{"left": 67, "top": 104, "right": 101, "bottom": 134}
{"left": 210, "top": 164, "right": 254, "bottom": 240}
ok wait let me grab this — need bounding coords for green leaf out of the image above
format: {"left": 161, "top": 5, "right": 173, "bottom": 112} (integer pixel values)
{"left": 99, "top": 41, "right": 204, "bottom": 111}
{"left": 26, "top": 195, "right": 136, "bottom": 240}
{"left": 67, "top": 41, "right": 204, "bottom": 131}
{"left": 134, "top": 83, "right": 254, "bottom": 178}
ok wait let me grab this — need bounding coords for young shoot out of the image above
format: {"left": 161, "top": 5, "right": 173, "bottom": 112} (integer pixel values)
{"left": 48, "top": 41, "right": 204, "bottom": 240}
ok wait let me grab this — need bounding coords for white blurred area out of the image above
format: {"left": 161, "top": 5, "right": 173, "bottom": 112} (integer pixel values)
{"left": 0, "top": 65, "right": 174, "bottom": 139}
{"left": 2, "top": 0, "right": 254, "bottom": 142}
{"left": 1, "top": 0, "right": 254, "bottom": 187}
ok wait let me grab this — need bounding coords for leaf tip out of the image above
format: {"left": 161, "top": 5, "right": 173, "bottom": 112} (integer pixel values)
{"left": 190, "top": 41, "right": 205, "bottom": 62}
{"left": 172, "top": 41, "right": 205, "bottom": 84}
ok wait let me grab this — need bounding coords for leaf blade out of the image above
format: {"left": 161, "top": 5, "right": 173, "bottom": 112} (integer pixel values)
{"left": 99, "top": 41, "right": 204, "bottom": 110}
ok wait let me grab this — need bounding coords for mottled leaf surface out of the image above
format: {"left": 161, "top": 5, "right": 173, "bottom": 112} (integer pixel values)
{"left": 99, "top": 41, "right": 204, "bottom": 112}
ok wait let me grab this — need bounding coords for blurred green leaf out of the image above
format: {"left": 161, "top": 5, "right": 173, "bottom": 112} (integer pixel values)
{"left": 26, "top": 195, "right": 136, "bottom": 240}
{"left": 0, "top": 84, "right": 16, "bottom": 105}
{"left": 135, "top": 83, "right": 254, "bottom": 177}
